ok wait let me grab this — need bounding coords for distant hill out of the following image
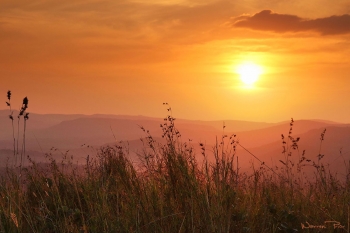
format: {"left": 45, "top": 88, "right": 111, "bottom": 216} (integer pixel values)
{"left": 236, "top": 125, "right": 350, "bottom": 179}
{"left": 233, "top": 119, "right": 336, "bottom": 148}
{"left": 0, "top": 110, "right": 349, "bottom": 172}
{"left": 0, "top": 111, "right": 282, "bottom": 151}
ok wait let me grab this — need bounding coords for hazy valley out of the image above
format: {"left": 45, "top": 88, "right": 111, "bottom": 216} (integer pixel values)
{"left": 1, "top": 109, "right": 349, "bottom": 177}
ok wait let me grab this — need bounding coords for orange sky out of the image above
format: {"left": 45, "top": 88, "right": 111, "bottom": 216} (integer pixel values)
{"left": 1, "top": 0, "right": 350, "bottom": 122}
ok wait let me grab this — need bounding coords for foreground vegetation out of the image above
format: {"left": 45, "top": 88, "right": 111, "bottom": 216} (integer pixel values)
{"left": 1, "top": 95, "right": 350, "bottom": 232}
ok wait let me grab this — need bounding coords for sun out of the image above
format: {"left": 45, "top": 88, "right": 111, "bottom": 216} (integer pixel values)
{"left": 236, "top": 62, "right": 262, "bottom": 86}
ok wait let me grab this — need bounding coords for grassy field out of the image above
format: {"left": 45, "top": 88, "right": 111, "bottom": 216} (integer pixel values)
{"left": 1, "top": 96, "right": 350, "bottom": 232}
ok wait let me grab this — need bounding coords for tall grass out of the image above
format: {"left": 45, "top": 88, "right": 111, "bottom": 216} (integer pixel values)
{"left": 1, "top": 101, "right": 350, "bottom": 232}
{"left": 5, "top": 91, "right": 29, "bottom": 170}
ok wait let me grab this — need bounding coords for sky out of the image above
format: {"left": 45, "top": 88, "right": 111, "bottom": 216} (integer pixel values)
{"left": 1, "top": 0, "right": 350, "bottom": 123}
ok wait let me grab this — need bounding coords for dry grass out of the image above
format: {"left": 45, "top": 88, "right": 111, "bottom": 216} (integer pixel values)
{"left": 1, "top": 98, "right": 350, "bottom": 232}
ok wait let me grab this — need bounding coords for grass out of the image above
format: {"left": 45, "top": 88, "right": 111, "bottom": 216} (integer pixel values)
{"left": 1, "top": 99, "right": 350, "bottom": 232}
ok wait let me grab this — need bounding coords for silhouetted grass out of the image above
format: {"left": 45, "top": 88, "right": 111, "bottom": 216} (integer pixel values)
{"left": 1, "top": 102, "right": 350, "bottom": 232}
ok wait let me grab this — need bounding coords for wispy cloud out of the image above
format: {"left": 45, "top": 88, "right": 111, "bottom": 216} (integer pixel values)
{"left": 233, "top": 10, "right": 350, "bottom": 35}
{"left": 0, "top": 0, "right": 243, "bottom": 72}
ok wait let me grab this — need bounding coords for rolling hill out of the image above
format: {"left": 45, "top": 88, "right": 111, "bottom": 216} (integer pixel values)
{"left": 0, "top": 110, "right": 348, "bottom": 173}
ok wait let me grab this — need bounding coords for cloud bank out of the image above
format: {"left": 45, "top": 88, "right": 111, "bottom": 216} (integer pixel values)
{"left": 234, "top": 10, "right": 350, "bottom": 35}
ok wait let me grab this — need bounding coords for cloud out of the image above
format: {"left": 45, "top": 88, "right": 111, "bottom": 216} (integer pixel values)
{"left": 233, "top": 10, "right": 350, "bottom": 35}
{"left": 0, "top": 0, "right": 244, "bottom": 71}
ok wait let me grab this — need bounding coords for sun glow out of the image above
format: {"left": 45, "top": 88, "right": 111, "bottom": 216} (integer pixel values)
{"left": 236, "top": 62, "right": 262, "bottom": 86}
